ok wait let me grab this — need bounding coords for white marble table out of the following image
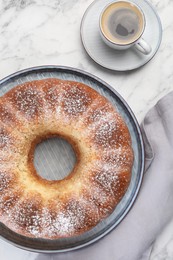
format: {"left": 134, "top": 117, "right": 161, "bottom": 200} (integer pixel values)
{"left": 0, "top": 0, "right": 173, "bottom": 259}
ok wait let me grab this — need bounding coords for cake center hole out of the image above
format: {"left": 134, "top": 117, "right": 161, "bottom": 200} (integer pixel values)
{"left": 34, "top": 137, "right": 77, "bottom": 181}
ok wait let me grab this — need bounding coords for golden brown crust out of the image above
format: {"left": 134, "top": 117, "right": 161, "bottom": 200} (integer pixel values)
{"left": 0, "top": 78, "right": 133, "bottom": 239}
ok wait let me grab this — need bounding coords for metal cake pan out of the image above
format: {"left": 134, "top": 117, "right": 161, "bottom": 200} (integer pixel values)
{"left": 0, "top": 65, "right": 145, "bottom": 252}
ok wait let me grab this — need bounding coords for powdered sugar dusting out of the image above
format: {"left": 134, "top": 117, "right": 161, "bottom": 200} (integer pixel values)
{"left": 94, "top": 169, "right": 120, "bottom": 196}
{"left": 42, "top": 80, "right": 63, "bottom": 110}
{"left": 8, "top": 198, "right": 92, "bottom": 238}
{"left": 0, "top": 188, "right": 22, "bottom": 219}
{"left": 102, "top": 147, "right": 133, "bottom": 168}
{"left": 62, "top": 84, "right": 92, "bottom": 116}
{"left": 82, "top": 103, "right": 126, "bottom": 149}
{"left": 94, "top": 119, "right": 118, "bottom": 148}
{"left": 0, "top": 128, "right": 20, "bottom": 161}
{"left": 87, "top": 103, "right": 113, "bottom": 123}
{"left": 0, "top": 128, "right": 16, "bottom": 155}
{"left": 0, "top": 103, "right": 17, "bottom": 124}
{"left": 53, "top": 204, "right": 84, "bottom": 236}
{"left": 0, "top": 130, "right": 10, "bottom": 149}
{"left": 7, "top": 85, "right": 44, "bottom": 118}
{"left": 12, "top": 197, "right": 42, "bottom": 236}
{"left": 54, "top": 212, "right": 75, "bottom": 234}
{"left": 0, "top": 172, "right": 11, "bottom": 192}
{"left": 85, "top": 110, "right": 130, "bottom": 150}
{"left": 1, "top": 193, "right": 104, "bottom": 238}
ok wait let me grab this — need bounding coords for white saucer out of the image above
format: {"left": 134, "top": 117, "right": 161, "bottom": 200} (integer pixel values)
{"left": 80, "top": 0, "right": 162, "bottom": 71}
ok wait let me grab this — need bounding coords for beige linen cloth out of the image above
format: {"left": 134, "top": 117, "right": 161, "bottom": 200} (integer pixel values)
{"left": 3, "top": 91, "right": 173, "bottom": 260}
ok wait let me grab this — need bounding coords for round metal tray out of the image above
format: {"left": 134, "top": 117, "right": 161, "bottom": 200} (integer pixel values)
{"left": 0, "top": 65, "right": 144, "bottom": 252}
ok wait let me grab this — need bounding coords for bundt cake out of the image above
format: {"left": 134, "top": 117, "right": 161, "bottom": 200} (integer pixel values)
{"left": 0, "top": 78, "right": 133, "bottom": 239}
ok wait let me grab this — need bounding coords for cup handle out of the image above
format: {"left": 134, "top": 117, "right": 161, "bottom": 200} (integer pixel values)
{"left": 134, "top": 38, "right": 152, "bottom": 55}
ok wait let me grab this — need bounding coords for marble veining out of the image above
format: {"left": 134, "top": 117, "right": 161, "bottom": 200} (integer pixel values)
{"left": 0, "top": 0, "right": 173, "bottom": 259}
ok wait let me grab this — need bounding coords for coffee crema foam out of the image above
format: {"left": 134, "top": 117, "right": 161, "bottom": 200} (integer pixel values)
{"left": 101, "top": 2, "right": 144, "bottom": 45}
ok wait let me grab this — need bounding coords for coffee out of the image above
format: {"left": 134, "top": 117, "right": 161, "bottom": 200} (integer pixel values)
{"left": 101, "top": 1, "right": 144, "bottom": 45}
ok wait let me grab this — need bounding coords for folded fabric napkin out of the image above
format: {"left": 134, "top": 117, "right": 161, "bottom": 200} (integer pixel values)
{"left": 2, "top": 91, "right": 173, "bottom": 260}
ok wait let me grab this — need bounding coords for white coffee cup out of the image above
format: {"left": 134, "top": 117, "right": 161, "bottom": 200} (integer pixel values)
{"left": 99, "top": 1, "right": 152, "bottom": 55}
